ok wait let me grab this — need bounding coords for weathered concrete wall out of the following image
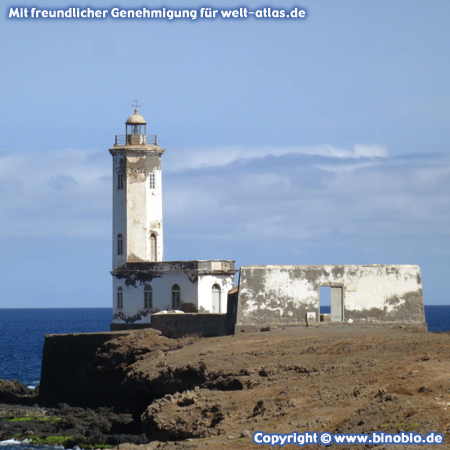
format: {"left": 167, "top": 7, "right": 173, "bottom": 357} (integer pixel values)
{"left": 236, "top": 265, "right": 425, "bottom": 328}
{"left": 198, "top": 274, "right": 235, "bottom": 313}
{"left": 112, "top": 268, "right": 198, "bottom": 324}
{"left": 40, "top": 332, "right": 131, "bottom": 408}
{"left": 111, "top": 148, "right": 165, "bottom": 270}
{"left": 125, "top": 150, "right": 164, "bottom": 263}
{"left": 111, "top": 260, "right": 237, "bottom": 324}
{"left": 150, "top": 313, "right": 230, "bottom": 338}
{"left": 112, "top": 153, "right": 127, "bottom": 270}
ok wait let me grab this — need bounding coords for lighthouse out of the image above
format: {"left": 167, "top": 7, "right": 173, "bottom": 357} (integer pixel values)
{"left": 110, "top": 105, "right": 164, "bottom": 269}
{"left": 110, "top": 105, "right": 237, "bottom": 329}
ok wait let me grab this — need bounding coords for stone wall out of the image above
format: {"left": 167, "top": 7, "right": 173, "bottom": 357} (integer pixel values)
{"left": 236, "top": 265, "right": 425, "bottom": 330}
{"left": 150, "top": 313, "right": 231, "bottom": 338}
{"left": 39, "top": 331, "right": 131, "bottom": 408}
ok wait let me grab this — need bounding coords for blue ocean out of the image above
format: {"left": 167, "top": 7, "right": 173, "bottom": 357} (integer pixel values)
{"left": 0, "top": 308, "right": 111, "bottom": 388}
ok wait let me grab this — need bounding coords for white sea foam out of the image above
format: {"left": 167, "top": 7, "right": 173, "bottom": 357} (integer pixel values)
{"left": 0, "top": 440, "right": 67, "bottom": 449}
{"left": 0, "top": 440, "right": 23, "bottom": 446}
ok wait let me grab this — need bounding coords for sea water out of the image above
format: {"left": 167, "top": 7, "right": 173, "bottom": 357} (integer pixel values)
{"left": 0, "top": 308, "right": 111, "bottom": 387}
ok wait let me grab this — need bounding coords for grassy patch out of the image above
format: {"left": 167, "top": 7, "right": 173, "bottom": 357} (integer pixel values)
{"left": 26, "top": 436, "right": 74, "bottom": 446}
{"left": 1, "top": 417, "right": 34, "bottom": 422}
{"left": 1, "top": 417, "right": 62, "bottom": 423}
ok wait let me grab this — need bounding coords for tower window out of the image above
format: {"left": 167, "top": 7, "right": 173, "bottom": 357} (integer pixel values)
{"left": 172, "top": 284, "right": 181, "bottom": 310}
{"left": 144, "top": 285, "right": 153, "bottom": 309}
{"left": 117, "top": 234, "right": 123, "bottom": 256}
{"left": 150, "top": 234, "right": 157, "bottom": 261}
{"left": 117, "top": 173, "right": 124, "bottom": 190}
{"left": 117, "top": 287, "right": 123, "bottom": 309}
{"left": 149, "top": 173, "right": 155, "bottom": 189}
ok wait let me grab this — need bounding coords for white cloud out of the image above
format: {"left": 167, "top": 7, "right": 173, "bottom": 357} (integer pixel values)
{"left": 0, "top": 145, "right": 448, "bottom": 255}
{"left": 353, "top": 144, "right": 388, "bottom": 158}
{"left": 164, "top": 143, "right": 389, "bottom": 173}
{"left": 0, "top": 149, "right": 110, "bottom": 238}
{"left": 163, "top": 149, "right": 450, "bottom": 248}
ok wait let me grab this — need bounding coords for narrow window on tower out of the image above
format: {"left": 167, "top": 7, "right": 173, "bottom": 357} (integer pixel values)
{"left": 117, "top": 172, "right": 124, "bottom": 190}
{"left": 149, "top": 172, "right": 155, "bottom": 189}
{"left": 117, "top": 287, "right": 123, "bottom": 309}
{"left": 144, "top": 285, "right": 153, "bottom": 309}
{"left": 172, "top": 284, "right": 181, "bottom": 310}
{"left": 150, "top": 234, "right": 157, "bottom": 261}
{"left": 117, "top": 234, "right": 123, "bottom": 255}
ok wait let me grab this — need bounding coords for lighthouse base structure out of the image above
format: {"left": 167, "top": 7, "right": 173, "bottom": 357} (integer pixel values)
{"left": 111, "top": 260, "right": 237, "bottom": 328}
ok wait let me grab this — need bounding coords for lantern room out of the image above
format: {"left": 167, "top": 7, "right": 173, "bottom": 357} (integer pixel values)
{"left": 125, "top": 108, "right": 147, "bottom": 145}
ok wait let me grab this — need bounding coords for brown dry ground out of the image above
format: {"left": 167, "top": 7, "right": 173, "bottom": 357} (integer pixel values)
{"left": 110, "top": 325, "right": 450, "bottom": 449}
{"left": 3, "top": 325, "right": 450, "bottom": 449}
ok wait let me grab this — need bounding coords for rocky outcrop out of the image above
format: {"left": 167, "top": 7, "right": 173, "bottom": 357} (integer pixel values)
{"left": 142, "top": 390, "right": 228, "bottom": 440}
{"left": 39, "top": 329, "right": 201, "bottom": 413}
{"left": 8, "top": 326, "right": 450, "bottom": 449}
{"left": 0, "top": 379, "right": 37, "bottom": 404}
{"left": 0, "top": 402, "right": 145, "bottom": 447}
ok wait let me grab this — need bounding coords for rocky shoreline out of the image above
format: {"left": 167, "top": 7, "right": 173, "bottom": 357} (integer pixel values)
{"left": 2, "top": 326, "right": 450, "bottom": 449}
{"left": 0, "top": 402, "right": 145, "bottom": 448}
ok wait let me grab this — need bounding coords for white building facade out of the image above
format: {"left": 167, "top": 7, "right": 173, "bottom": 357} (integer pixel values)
{"left": 110, "top": 108, "right": 236, "bottom": 328}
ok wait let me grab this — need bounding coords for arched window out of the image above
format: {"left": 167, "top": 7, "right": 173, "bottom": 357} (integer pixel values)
{"left": 172, "top": 284, "right": 181, "bottom": 310}
{"left": 211, "top": 284, "right": 221, "bottom": 313}
{"left": 144, "top": 285, "right": 153, "bottom": 309}
{"left": 150, "top": 234, "right": 157, "bottom": 261}
{"left": 117, "top": 287, "right": 123, "bottom": 309}
{"left": 117, "top": 234, "right": 123, "bottom": 256}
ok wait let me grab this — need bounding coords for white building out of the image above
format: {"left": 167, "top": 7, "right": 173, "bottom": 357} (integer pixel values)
{"left": 110, "top": 108, "right": 236, "bottom": 328}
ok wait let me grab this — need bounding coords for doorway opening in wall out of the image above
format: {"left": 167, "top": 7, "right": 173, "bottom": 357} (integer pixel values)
{"left": 319, "top": 286, "right": 331, "bottom": 315}
{"left": 211, "top": 284, "right": 221, "bottom": 313}
{"left": 319, "top": 285, "right": 344, "bottom": 322}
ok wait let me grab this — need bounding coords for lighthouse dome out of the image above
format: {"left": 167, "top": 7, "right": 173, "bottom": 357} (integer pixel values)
{"left": 126, "top": 109, "right": 147, "bottom": 125}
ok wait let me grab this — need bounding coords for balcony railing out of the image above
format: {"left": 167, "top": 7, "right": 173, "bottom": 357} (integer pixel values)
{"left": 115, "top": 135, "right": 157, "bottom": 146}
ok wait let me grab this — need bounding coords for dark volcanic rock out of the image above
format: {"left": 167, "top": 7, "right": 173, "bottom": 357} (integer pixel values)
{"left": 0, "top": 379, "right": 37, "bottom": 404}
{"left": 0, "top": 403, "right": 146, "bottom": 447}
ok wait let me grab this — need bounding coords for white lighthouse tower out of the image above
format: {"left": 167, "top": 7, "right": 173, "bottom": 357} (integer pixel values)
{"left": 110, "top": 105, "right": 237, "bottom": 329}
{"left": 110, "top": 104, "right": 164, "bottom": 269}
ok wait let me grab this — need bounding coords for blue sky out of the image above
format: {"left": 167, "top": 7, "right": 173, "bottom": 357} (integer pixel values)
{"left": 0, "top": 0, "right": 449, "bottom": 307}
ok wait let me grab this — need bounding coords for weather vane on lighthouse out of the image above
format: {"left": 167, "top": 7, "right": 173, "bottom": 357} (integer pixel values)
{"left": 132, "top": 99, "right": 140, "bottom": 110}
